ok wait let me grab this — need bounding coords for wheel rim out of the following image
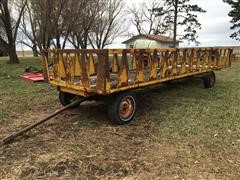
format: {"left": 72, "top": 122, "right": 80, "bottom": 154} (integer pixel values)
{"left": 119, "top": 96, "right": 135, "bottom": 121}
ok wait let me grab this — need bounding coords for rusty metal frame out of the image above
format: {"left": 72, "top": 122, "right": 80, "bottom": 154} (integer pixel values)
{"left": 41, "top": 48, "right": 233, "bottom": 97}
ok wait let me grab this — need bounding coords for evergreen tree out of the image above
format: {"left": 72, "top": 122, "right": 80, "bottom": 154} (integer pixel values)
{"left": 224, "top": 0, "right": 240, "bottom": 41}
{"left": 154, "top": 0, "right": 206, "bottom": 47}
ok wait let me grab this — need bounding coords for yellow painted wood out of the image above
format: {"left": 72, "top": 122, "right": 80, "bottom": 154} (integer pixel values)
{"left": 74, "top": 53, "right": 82, "bottom": 76}
{"left": 150, "top": 53, "right": 157, "bottom": 80}
{"left": 106, "top": 81, "right": 111, "bottom": 91}
{"left": 180, "top": 50, "right": 186, "bottom": 74}
{"left": 135, "top": 55, "right": 144, "bottom": 83}
{"left": 42, "top": 47, "right": 232, "bottom": 96}
{"left": 213, "top": 51, "right": 217, "bottom": 68}
{"left": 172, "top": 52, "right": 178, "bottom": 75}
{"left": 135, "top": 70, "right": 144, "bottom": 82}
{"left": 194, "top": 50, "right": 200, "bottom": 71}
{"left": 207, "top": 50, "right": 212, "bottom": 68}
{"left": 118, "top": 67, "right": 128, "bottom": 87}
{"left": 89, "top": 53, "right": 96, "bottom": 76}
{"left": 132, "top": 54, "right": 137, "bottom": 70}
{"left": 189, "top": 50, "right": 193, "bottom": 72}
{"left": 53, "top": 54, "right": 59, "bottom": 81}
{"left": 161, "top": 53, "right": 168, "bottom": 78}
{"left": 65, "top": 53, "right": 75, "bottom": 84}
{"left": 59, "top": 53, "right": 66, "bottom": 78}
{"left": 112, "top": 54, "right": 119, "bottom": 73}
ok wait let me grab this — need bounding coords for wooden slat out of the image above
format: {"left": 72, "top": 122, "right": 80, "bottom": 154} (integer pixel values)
{"left": 80, "top": 52, "right": 89, "bottom": 88}
{"left": 59, "top": 53, "right": 66, "bottom": 79}
{"left": 149, "top": 50, "right": 158, "bottom": 80}
{"left": 181, "top": 49, "right": 187, "bottom": 74}
{"left": 208, "top": 49, "right": 213, "bottom": 68}
{"left": 227, "top": 49, "right": 233, "bottom": 67}
{"left": 131, "top": 51, "right": 137, "bottom": 70}
{"left": 135, "top": 49, "right": 145, "bottom": 83}
{"left": 97, "top": 50, "right": 110, "bottom": 91}
{"left": 112, "top": 53, "right": 119, "bottom": 73}
{"left": 65, "top": 53, "right": 74, "bottom": 84}
{"left": 160, "top": 51, "right": 168, "bottom": 78}
{"left": 74, "top": 53, "right": 82, "bottom": 77}
{"left": 53, "top": 53, "right": 59, "bottom": 81}
{"left": 188, "top": 49, "right": 194, "bottom": 72}
{"left": 118, "top": 50, "right": 129, "bottom": 87}
{"left": 195, "top": 49, "right": 201, "bottom": 71}
{"left": 88, "top": 52, "right": 96, "bottom": 76}
{"left": 172, "top": 50, "right": 178, "bottom": 75}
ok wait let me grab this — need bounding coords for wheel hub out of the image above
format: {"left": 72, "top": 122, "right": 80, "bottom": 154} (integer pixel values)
{"left": 119, "top": 97, "right": 134, "bottom": 120}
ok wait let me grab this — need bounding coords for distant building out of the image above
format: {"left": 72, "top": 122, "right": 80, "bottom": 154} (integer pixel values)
{"left": 122, "top": 34, "right": 180, "bottom": 49}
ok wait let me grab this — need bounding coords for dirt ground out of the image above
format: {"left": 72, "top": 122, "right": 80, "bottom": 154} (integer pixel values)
{"left": 0, "top": 58, "right": 240, "bottom": 179}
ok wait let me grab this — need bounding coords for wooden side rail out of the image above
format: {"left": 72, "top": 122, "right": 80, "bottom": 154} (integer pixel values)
{"left": 41, "top": 48, "right": 233, "bottom": 95}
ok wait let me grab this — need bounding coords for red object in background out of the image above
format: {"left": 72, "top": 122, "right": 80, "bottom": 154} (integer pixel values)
{"left": 20, "top": 72, "right": 44, "bottom": 83}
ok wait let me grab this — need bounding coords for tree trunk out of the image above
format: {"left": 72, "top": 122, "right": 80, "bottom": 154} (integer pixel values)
{"left": 8, "top": 45, "right": 19, "bottom": 64}
{"left": 173, "top": 0, "right": 178, "bottom": 48}
{"left": 32, "top": 44, "right": 38, "bottom": 57}
{"left": 56, "top": 35, "right": 61, "bottom": 49}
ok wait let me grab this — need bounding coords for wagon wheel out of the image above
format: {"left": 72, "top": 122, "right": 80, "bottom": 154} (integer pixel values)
{"left": 59, "top": 92, "right": 83, "bottom": 107}
{"left": 108, "top": 91, "right": 137, "bottom": 125}
{"left": 203, "top": 71, "right": 216, "bottom": 88}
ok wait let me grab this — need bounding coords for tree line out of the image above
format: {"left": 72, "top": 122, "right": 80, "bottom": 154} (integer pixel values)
{"left": 0, "top": 0, "right": 239, "bottom": 64}
{"left": 1, "top": 0, "right": 125, "bottom": 63}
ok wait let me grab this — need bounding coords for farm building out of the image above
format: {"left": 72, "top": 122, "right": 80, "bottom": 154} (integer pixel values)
{"left": 122, "top": 34, "right": 180, "bottom": 49}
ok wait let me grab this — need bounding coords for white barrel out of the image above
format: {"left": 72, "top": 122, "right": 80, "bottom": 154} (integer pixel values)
{"left": 134, "top": 39, "right": 159, "bottom": 49}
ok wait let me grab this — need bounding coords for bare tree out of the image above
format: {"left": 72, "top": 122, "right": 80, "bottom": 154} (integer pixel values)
{"left": 19, "top": 1, "right": 39, "bottom": 56}
{"left": 28, "top": 0, "right": 68, "bottom": 50}
{"left": 88, "top": 0, "right": 125, "bottom": 49}
{"left": 0, "top": 0, "right": 26, "bottom": 64}
{"left": 19, "top": 0, "right": 126, "bottom": 51}
{"left": 68, "top": 0, "right": 100, "bottom": 49}
{"left": 129, "top": 0, "right": 172, "bottom": 36}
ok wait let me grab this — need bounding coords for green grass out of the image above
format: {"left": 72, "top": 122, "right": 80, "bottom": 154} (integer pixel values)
{"left": 0, "top": 56, "right": 240, "bottom": 179}
{"left": 0, "top": 56, "right": 56, "bottom": 118}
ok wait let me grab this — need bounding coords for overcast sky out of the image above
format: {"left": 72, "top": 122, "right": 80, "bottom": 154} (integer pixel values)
{"left": 189, "top": 0, "right": 238, "bottom": 47}
{"left": 109, "top": 0, "right": 239, "bottom": 48}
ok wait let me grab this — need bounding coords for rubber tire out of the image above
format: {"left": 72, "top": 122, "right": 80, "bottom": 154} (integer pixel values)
{"left": 108, "top": 91, "right": 137, "bottom": 125}
{"left": 59, "top": 92, "right": 81, "bottom": 107}
{"left": 203, "top": 71, "right": 216, "bottom": 88}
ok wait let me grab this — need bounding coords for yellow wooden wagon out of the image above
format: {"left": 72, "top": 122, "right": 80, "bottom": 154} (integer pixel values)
{"left": 41, "top": 48, "right": 232, "bottom": 124}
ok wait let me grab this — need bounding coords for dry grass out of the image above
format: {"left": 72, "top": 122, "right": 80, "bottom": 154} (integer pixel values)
{"left": 0, "top": 56, "right": 240, "bottom": 179}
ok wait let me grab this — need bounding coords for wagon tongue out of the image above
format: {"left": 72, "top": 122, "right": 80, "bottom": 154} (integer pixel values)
{"left": 0, "top": 99, "right": 84, "bottom": 146}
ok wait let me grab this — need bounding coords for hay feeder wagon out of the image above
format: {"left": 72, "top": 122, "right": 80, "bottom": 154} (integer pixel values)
{"left": 41, "top": 48, "right": 232, "bottom": 125}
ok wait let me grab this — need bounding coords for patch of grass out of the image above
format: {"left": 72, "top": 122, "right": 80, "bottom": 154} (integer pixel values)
{"left": 0, "top": 57, "right": 240, "bottom": 179}
{"left": 0, "top": 56, "right": 56, "bottom": 119}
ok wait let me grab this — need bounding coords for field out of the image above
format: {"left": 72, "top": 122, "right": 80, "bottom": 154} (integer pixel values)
{"left": 0, "top": 56, "right": 240, "bottom": 179}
